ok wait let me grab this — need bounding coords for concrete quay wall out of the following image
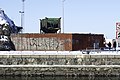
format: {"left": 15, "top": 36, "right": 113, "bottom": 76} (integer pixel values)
{"left": 0, "top": 51, "right": 120, "bottom": 76}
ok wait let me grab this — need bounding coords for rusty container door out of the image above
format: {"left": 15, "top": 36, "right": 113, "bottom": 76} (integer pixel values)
{"left": 72, "top": 34, "right": 104, "bottom": 50}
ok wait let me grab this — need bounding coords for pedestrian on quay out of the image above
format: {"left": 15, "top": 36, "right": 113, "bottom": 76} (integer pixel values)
{"left": 108, "top": 42, "right": 111, "bottom": 50}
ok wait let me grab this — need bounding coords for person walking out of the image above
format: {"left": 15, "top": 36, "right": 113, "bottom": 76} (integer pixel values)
{"left": 108, "top": 42, "right": 111, "bottom": 50}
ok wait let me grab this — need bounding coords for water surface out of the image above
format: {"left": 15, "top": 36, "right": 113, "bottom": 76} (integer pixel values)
{"left": 0, "top": 77, "right": 119, "bottom": 80}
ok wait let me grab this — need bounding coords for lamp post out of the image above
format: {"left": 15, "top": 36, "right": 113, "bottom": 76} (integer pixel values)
{"left": 19, "top": 0, "right": 25, "bottom": 32}
{"left": 62, "top": 0, "right": 66, "bottom": 33}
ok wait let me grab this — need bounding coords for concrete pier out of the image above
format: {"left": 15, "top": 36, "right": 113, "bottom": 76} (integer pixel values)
{"left": 0, "top": 51, "right": 120, "bottom": 76}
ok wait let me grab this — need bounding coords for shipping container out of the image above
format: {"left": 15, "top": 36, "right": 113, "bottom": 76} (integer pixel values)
{"left": 72, "top": 34, "right": 104, "bottom": 50}
{"left": 10, "top": 33, "right": 104, "bottom": 51}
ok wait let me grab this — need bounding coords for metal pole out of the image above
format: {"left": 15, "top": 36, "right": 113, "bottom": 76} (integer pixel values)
{"left": 19, "top": 0, "right": 25, "bottom": 32}
{"left": 62, "top": 0, "right": 66, "bottom": 33}
{"left": 22, "top": 0, "right": 25, "bottom": 30}
{"left": 19, "top": 11, "right": 24, "bottom": 30}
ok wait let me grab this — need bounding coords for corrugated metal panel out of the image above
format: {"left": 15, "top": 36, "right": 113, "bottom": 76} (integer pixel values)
{"left": 10, "top": 33, "right": 104, "bottom": 51}
{"left": 72, "top": 34, "right": 104, "bottom": 50}
{"left": 11, "top": 34, "right": 73, "bottom": 51}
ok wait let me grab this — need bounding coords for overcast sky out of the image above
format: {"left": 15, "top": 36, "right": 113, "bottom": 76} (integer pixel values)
{"left": 0, "top": 0, "right": 120, "bottom": 39}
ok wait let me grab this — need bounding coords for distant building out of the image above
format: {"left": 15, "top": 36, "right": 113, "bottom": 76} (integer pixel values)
{"left": 116, "top": 22, "right": 120, "bottom": 49}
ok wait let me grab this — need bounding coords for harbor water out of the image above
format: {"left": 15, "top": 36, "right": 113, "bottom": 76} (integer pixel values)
{"left": 0, "top": 76, "right": 120, "bottom": 80}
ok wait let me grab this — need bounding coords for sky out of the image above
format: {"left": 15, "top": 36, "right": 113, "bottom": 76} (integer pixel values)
{"left": 0, "top": 0, "right": 120, "bottom": 39}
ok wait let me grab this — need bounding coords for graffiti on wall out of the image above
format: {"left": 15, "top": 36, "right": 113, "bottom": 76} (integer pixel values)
{"left": 29, "top": 38, "right": 64, "bottom": 50}
{"left": 12, "top": 37, "right": 71, "bottom": 51}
